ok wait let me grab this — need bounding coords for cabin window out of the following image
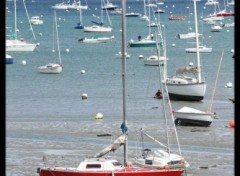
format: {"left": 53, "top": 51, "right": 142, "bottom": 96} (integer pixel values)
{"left": 86, "top": 164, "right": 101, "bottom": 169}
{"left": 112, "top": 162, "right": 122, "bottom": 167}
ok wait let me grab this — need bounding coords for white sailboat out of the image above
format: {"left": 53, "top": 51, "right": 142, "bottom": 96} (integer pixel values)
{"left": 140, "top": 0, "right": 149, "bottom": 21}
{"left": 135, "top": 31, "right": 189, "bottom": 170}
{"left": 84, "top": 0, "right": 112, "bottom": 32}
{"left": 166, "top": 0, "right": 206, "bottom": 101}
{"left": 38, "top": 10, "right": 63, "bottom": 74}
{"left": 6, "top": 0, "right": 38, "bottom": 52}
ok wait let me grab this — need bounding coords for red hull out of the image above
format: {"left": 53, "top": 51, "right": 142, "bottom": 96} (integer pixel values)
{"left": 39, "top": 167, "right": 184, "bottom": 176}
{"left": 216, "top": 13, "right": 234, "bottom": 16}
{"left": 168, "top": 16, "right": 186, "bottom": 20}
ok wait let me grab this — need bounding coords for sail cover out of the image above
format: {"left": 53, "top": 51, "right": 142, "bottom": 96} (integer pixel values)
{"left": 94, "top": 134, "right": 127, "bottom": 158}
{"left": 176, "top": 66, "right": 198, "bottom": 74}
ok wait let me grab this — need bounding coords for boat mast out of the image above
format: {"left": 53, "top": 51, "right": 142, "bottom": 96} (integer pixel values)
{"left": 54, "top": 10, "right": 62, "bottom": 64}
{"left": 121, "top": 0, "right": 127, "bottom": 165}
{"left": 193, "top": 0, "right": 202, "bottom": 82}
{"left": 23, "top": 0, "right": 37, "bottom": 42}
{"left": 79, "top": 0, "right": 82, "bottom": 24}
{"left": 14, "top": 0, "right": 17, "bottom": 40}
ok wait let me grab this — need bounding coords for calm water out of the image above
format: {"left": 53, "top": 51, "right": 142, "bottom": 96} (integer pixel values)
{"left": 6, "top": 0, "right": 234, "bottom": 175}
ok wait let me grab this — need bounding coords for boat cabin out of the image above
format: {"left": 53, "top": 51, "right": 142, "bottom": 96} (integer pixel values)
{"left": 77, "top": 158, "right": 123, "bottom": 171}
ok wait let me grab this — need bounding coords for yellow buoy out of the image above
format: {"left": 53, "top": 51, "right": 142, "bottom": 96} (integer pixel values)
{"left": 96, "top": 113, "right": 103, "bottom": 119}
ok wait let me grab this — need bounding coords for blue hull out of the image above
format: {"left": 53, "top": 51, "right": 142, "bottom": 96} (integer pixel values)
{"left": 6, "top": 59, "right": 13, "bottom": 64}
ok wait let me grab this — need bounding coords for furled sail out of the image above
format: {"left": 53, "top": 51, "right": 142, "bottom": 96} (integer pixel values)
{"left": 94, "top": 134, "right": 127, "bottom": 158}
{"left": 176, "top": 66, "right": 198, "bottom": 74}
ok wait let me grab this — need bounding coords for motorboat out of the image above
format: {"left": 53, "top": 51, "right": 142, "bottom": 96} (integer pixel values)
{"left": 78, "top": 36, "right": 113, "bottom": 43}
{"left": 38, "top": 63, "right": 63, "bottom": 74}
{"left": 178, "top": 32, "right": 202, "bottom": 39}
{"left": 144, "top": 55, "right": 167, "bottom": 66}
{"left": 174, "top": 106, "right": 214, "bottom": 127}
{"left": 185, "top": 45, "right": 213, "bottom": 53}
{"left": 30, "top": 16, "right": 43, "bottom": 25}
{"left": 115, "top": 51, "right": 131, "bottom": 59}
{"left": 211, "top": 25, "right": 222, "bottom": 32}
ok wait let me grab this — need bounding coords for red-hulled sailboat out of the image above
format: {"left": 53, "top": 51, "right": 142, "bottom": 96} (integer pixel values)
{"left": 216, "top": 10, "right": 234, "bottom": 16}
{"left": 37, "top": 1, "right": 184, "bottom": 176}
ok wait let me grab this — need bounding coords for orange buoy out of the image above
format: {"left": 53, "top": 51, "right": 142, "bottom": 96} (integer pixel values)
{"left": 229, "top": 120, "right": 234, "bottom": 128}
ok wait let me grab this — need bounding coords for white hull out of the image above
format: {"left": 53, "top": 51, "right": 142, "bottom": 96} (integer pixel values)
{"left": 166, "top": 77, "right": 206, "bottom": 101}
{"left": 203, "top": 16, "right": 224, "bottom": 21}
{"left": 84, "top": 26, "right": 112, "bottom": 32}
{"left": 30, "top": 16, "right": 43, "bottom": 25}
{"left": 6, "top": 39, "right": 37, "bottom": 52}
{"left": 115, "top": 52, "right": 131, "bottom": 59}
{"left": 80, "top": 37, "right": 112, "bottom": 43}
{"left": 178, "top": 32, "right": 202, "bottom": 39}
{"left": 38, "top": 63, "right": 63, "bottom": 74}
{"left": 185, "top": 46, "right": 212, "bottom": 53}
{"left": 174, "top": 106, "right": 213, "bottom": 127}
{"left": 135, "top": 149, "right": 189, "bottom": 169}
{"left": 144, "top": 55, "right": 167, "bottom": 66}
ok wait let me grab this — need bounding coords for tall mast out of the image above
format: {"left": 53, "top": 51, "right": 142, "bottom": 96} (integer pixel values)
{"left": 193, "top": 0, "right": 202, "bottom": 82}
{"left": 14, "top": 0, "right": 17, "bottom": 39}
{"left": 121, "top": 0, "right": 127, "bottom": 165}
{"left": 54, "top": 10, "right": 62, "bottom": 64}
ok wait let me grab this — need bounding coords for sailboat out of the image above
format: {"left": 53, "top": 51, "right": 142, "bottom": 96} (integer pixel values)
{"left": 83, "top": 0, "right": 112, "bottom": 32}
{"left": 36, "top": 1, "right": 184, "bottom": 176}
{"left": 38, "top": 10, "right": 63, "bottom": 74}
{"left": 166, "top": 0, "right": 206, "bottom": 101}
{"left": 128, "top": 6, "right": 160, "bottom": 47}
{"left": 135, "top": 26, "right": 189, "bottom": 170}
{"left": 6, "top": 0, "right": 38, "bottom": 52}
{"left": 74, "top": 0, "right": 84, "bottom": 29}
{"left": 140, "top": 0, "right": 149, "bottom": 21}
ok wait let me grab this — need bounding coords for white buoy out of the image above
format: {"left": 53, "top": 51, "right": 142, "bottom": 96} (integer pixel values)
{"left": 139, "top": 54, "right": 143, "bottom": 59}
{"left": 225, "top": 82, "right": 233, "bottom": 88}
{"left": 172, "top": 43, "right": 175, "bottom": 47}
{"left": 96, "top": 113, "right": 103, "bottom": 119}
{"left": 227, "top": 29, "right": 229, "bottom": 32}
{"left": 66, "top": 48, "right": 70, "bottom": 52}
{"left": 208, "top": 36, "right": 212, "bottom": 38}
{"left": 81, "top": 93, "right": 88, "bottom": 100}
{"left": 81, "top": 70, "right": 85, "bottom": 74}
{"left": 22, "top": 60, "right": 27, "bottom": 65}
{"left": 52, "top": 49, "right": 55, "bottom": 52}
{"left": 231, "top": 49, "right": 234, "bottom": 53}
{"left": 189, "top": 62, "right": 194, "bottom": 66}
{"left": 39, "top": 33, "right": 43, "bottom": 36}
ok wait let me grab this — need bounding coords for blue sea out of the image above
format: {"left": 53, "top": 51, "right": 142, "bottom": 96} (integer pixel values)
{"left": 6, "top": 0, "right": 234, "bottom": 175}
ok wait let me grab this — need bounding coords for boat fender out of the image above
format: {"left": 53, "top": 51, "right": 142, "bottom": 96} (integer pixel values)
{"left": 163, "top": 165, "right": 169, "bottom": 170}
{"left": 180, "top": 159, "right": 185, "bottom": 164}
{"left": 126, "top": 161, "right": 132, "bottom": 168}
